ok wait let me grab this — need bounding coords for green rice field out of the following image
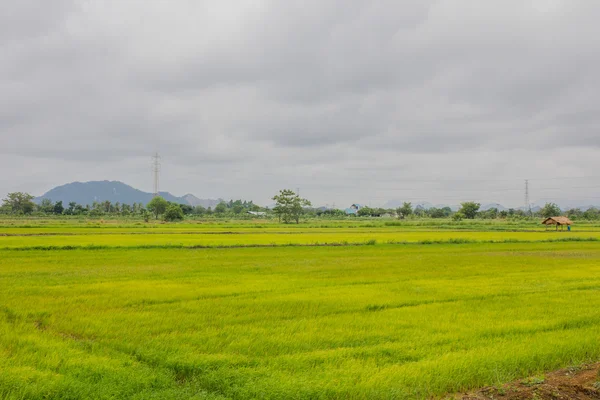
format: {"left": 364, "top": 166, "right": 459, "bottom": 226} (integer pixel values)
{"left": 1, "top": 219, "right": 600, "bottom": 399}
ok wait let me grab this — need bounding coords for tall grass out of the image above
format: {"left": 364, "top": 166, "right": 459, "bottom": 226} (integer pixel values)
{"left": 1, "top": 242, "right": 600, "bottom": 398}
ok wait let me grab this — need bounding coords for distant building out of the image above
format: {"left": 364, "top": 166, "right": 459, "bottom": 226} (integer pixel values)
{"left": 247, "top": 211, "right": 266, "bottom": 217}
{"left": 344, "top": 204, "right": 363, "bottom": 215}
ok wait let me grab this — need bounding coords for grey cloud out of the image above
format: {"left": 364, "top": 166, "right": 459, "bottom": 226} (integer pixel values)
{"left": 2, "top": 0, "right": 600, "bottom": 206}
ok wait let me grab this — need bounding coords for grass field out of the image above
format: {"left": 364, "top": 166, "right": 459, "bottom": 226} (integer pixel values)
{"left": 1, "top": 220, "right": 600, "bottom": 399}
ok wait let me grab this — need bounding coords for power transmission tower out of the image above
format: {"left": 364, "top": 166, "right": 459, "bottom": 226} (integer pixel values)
{"left": 152, "top": 153, "right": 161, "bottom": 197}
{"left": 524, "top": 179, "right": 532, "bottom": 216}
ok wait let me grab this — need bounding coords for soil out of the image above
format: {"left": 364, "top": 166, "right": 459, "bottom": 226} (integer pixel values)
{"left": 453, "top": 363, "right": 600, "bottom": 400}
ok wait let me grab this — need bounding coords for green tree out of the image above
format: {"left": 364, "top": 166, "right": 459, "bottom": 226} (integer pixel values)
{"left": 65, "top": 202, "right": 77, "bottom": 215}
{"left": 459, "top": 202, "right": 480, "bottom": 219}
{"left": 214, "top": 202, "right": 227, "bottom": 214}
{"left": 540, "top": 202, "right": 562, "bottom": 218}
{"left": 164, "top": 204, "right": 184, "bottom": 222}
{"left": 452, "top": 212, "right": 465, "bottom": 221}
{"left": 429, "top": 207, "right": 446, "bottom": 218}
{"left": 397, "top": 202, "right": 413, "bottom": 219}
{"left": 2, "top": 192, "right": 36, "bottom": 214}
{"left": 583, "top": 208, "right": 600, "bottom": 220}
{"left": 147, "top": 196, "right": 168, "bottom": 219}
{"left": 193, "top": 205, "right": 206, "bottom": 216}
{"left": 102, "top": 200, "right": 112, "bottom": 213}
{"left": 53, "top": 201, "right": 64, "bottom": 215}
{"left": 272, "top": 189, "right": 311, "bottom": 224}
{"left": 39, "top": 198, "right": 54, "bottom": 214}
{"left": 357, "top": 206, "right": 374, "bottom": 217}
{"left": 180, "top": 204, "right": 194, "bottom": 215}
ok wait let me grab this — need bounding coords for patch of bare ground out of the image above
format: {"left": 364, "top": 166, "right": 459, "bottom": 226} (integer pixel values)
{"left": 451, "top": 363, "right": 600, "bottom": 400}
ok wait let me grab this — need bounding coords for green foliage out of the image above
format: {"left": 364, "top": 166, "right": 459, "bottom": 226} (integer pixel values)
{"left": 1, "top": 192, "right": 35, "bottom": 214}
{"left": 53, "top": 201, "right": 64, "bottom": 215}
{"left": 521, "top": 376, "right": 545, "bottom": 386}
{"left": 214, "top": 202, "right": 227, "bottom": 214}
{"left": 357, "top": 206, "right": 374, "bottom": 217}
{"left": 540, "top": 202, "right": 562, "bottom": 218}
{"left": 147, "top": 196, "right": 168, "bottom": 219}
{"left": 38, "top": 198, "right": 54, "bottom": 214}
{"left": 179, "top": 204, "right": 194, "bottom": 215}
{"left": 272, "top": 189, "right": 311, "bottom": 224}
{"left": 397, "top": 202, "right": 413, "bottom": 219}
{"left": 459, "top": 202, "right": 481, "bottom": 219}
{"left": 163, "top": 204, "right": 184, "bottom": 222}
{"left": 452, "top": 212, "right": 465, "bottom": 221}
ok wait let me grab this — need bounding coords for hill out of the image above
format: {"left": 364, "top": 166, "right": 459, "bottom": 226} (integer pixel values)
{"left": 35, "top": 181, "right": 221, "bottom": 208}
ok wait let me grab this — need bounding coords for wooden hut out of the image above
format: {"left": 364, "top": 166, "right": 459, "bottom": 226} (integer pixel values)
{"left": 541, "top": 216, "right": 573, "bottom": 231}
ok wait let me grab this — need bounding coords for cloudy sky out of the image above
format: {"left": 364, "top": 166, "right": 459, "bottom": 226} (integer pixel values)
{"left": 2, "top": 0, "right": 600, "bottom": 207}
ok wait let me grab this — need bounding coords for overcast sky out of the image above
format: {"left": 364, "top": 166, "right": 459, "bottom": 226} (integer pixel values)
{"left": 2, "top": 0, "right": 600, "bottom": 207}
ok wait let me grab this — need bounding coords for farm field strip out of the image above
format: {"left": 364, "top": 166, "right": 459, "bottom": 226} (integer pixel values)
{"left": 1, "top": 242, "right": 600, "bottom": 399}
{"left": 3, "top": 227, "right": 600, "bottom": 236}
{"left": 1, "top": 230, "right": 600, "bottom": 249}
{"left": 2, "top": 220, "right": 600, "bottom": 235}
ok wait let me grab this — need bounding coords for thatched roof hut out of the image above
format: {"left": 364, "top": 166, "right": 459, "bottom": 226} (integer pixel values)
{"left": 541, "top": 216, "right": 573, "bottom": 230}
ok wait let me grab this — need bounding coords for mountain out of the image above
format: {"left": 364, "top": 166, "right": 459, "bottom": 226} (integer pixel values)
{"left": 480, "top": 203, "right": 507, "bottom": 211}
{"left": 35, "top": 181, "right": 221, "bottom": 207}
{"left": 181, "top": 193, "right": 223, "bottom": 209}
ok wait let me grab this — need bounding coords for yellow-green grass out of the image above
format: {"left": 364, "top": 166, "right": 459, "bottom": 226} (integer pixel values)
{"left": 2, "top": 217, "right": 600, "bottom": 233}
{"left": 1, "top": 230, "right": 599, "bottom": 249}
{"left": 1, "top": 242, "right": 600, "bottom": 399}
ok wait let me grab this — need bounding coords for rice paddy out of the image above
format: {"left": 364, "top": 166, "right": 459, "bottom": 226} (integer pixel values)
{"left": 1, "top": 219, "right": 599, "bottom": 399}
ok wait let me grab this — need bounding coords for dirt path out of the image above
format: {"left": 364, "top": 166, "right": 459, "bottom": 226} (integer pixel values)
{"left": 453, "top": 363, "right": 600, "bottom": 399}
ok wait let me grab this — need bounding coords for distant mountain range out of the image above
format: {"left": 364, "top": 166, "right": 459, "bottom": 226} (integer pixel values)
{"left": 35, "top": 181, "right": 222, "bottom": 208}
{"left": 382, "top": 199, "right": 598, "bottom": 212}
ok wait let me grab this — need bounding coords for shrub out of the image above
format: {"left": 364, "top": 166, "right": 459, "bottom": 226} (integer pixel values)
{"left": 452, "top": 212, "right": 465, "bottom": 222}
{"left": 164, "top": 204, "right": 184, "bottom": 222}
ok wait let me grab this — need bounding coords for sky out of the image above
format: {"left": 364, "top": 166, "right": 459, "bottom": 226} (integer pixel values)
{"left": 2, "top": 0, "right": 600, "bottom": 208}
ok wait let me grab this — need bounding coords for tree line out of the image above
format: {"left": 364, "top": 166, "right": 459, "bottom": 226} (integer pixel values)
{"left": 0, "top": 192, "right": 266, "bottom": 221}
{"left": 2, "top": 191, "right": 600, "bottom": 222}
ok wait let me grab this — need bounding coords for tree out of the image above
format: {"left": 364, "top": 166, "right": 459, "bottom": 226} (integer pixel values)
{"left": 147, "top": 196, "right": 168, "bottom": 219}
{"left": 180, "top": 204, "right": 194, "bottom": 215}
{"left": 65, "top": 202, "right": 77, "bottom": 215}
{"left": 583, "top": 208, "right": 600, "bottom": 220}
{"left": 540, "top": 202, "right": 561, "bottom": 218}
{"left": 164, "top": 204, "right": 184, "bottom": 222}
{"left": 2, "top": 192, "right": 35, "bottom": 214}
{"left": 452, "top": 212, "right": 465, "bottom": 221}
{"left": 53, "top": 201, "right": 64, "bottom": 215}
{"left": 397, "top": 202, "right": 413, "bottom": 219}
{"left": 193, "top": 205, "right": 206, "bottom": 216}
{"left": 459, "top": 202, "right": 480, "bottom": 219}
{"left": 272, "top": 189, "right": 311, "bottom": 224}
{"left": 39, "top": 198, "right": 54, "bottom": 214}
{"left": 429, "top": 207, "right": 446, "bottom": 218}
{"left": 214, "top": 202, "right": 227, "bottom": 214}
{"left": 357, "top": 206, "right": 374, "bottom": 217}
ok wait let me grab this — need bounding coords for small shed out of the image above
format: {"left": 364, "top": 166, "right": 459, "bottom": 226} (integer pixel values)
{"left": 541, "top": 216, "right": 573, "bottom": 231}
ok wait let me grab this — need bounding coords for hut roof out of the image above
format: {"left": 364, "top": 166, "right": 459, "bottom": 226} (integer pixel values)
{"left": 541, "top": 216, "right": 573, "bottom": 225}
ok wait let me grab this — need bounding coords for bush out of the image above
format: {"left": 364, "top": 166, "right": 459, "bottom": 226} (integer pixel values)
{"left": 452, "top": 212, "right": 465, "bottom": 222}
{"left": 164, "top": 204, "right": 184, "bottom": 222}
